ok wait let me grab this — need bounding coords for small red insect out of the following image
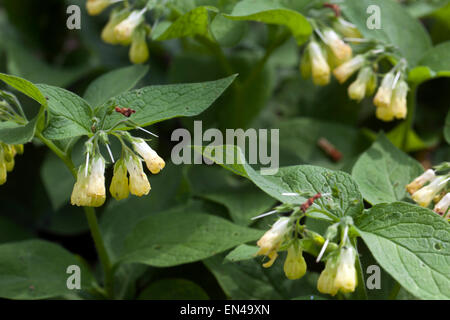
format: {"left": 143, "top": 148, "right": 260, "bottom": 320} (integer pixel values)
{"left": 300, "top": 193, "right": 322, "bottom": 213}
{"left": 324, "top": 3, "right": 341, "bottom": 17}
{"left": 114, "top": 106, "right": 136, "bottom": 117}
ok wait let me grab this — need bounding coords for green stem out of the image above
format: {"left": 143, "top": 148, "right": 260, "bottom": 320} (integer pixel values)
{"left": 401, "top": 84, "right": 418, "bottom": 151}
{"left": 36, "top": 132, "right": 115, "bottom": 299}
{"left": 84, "top": 207, "right": 114, "bottom": 298}
{"left": 351, "top": 237, "right": 368, "bottom": 300}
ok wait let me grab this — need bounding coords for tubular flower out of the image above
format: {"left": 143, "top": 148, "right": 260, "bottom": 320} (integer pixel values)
{"left": 391, "top": 80, "right": 408, "bottom": 119}
{"left": 412, "top": 176, "right": 450, "bottom": 207}
{"left": 299, "top": 48, "right": 311, "bottom": 79}
{"left": 406, "top": 169, "right": 436, "bottom": 195}
{"left": 101, "top": 10, "right": 130, "bottom": 44}
{"left": 71, "top": 156, "right": 106, "bottom": 207}
{"left": 323, "top": 29, "right": 352, "bottom": 63}
{"left": 256, "top": 217, "right": 290, "bottom": 268}
{"left": 114, "top": 9, "right": 146, "bottom": 44}
{"left": 333, "top": 55, "right": 365, "bottom": 84}
{"left": 434, "top": 193, "right": 450, "bottom": 218}
{"left": 110, "top": 159, "right": 129, "bottom": 200}
{"left": 86, "top": 0, "right": 115, "bottom": 16}
{"left": 317, "top": 256, "right": 339, "bottom": 296}
{"left": 283, "top": 245, "right": 307, "bottom": 280}
{"left": 129, "top": 27, "right": 150, "bottom": 64}
{"left": 0, "top": 143, "right": 23, "bottom": 186}
{"left": 126, "top": 155, "right": 151, "bottom": 196}
{"left": 332, "top": 17, "right": 362, "bottom": 39}
{"left": 373, "top": 72, "right": 395, "bottom": 109}
{"left": 348, "top": 67, "right": 373, "bottom": 101}
{"left": 333, "top": 247, "right": 357, "bottom": 294}
{"left": 308, "top": 41, "right": 330, "bottom": 86}
{"left": 132, "top": 138, "right": 165, "bottom": 174}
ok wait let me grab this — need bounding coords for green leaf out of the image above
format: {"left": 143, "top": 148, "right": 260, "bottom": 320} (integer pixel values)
{"left": 341, "top": 0, "right": 432, "bottom": 66}
{"left": 0, "top": 116, "right": 38, "bottom": 144}
{"left": 101, "top": 75, "right": 237, "bottom": 130}
{"left": 445, "top": 110, "right": 450, "bottom": 144}
{"left": 199, "top": 146, "right": 363, "bottom": 218}
{"left": 118, "top": 206, "right": 264, "bottom": 267}
{"left": 138, "top": 279, "right": 209, "bottom": 300}
{"left": 83, "top": 65, "right": 149, "bottom": 108}
{"left": 188, "top": 165, "right": 276, "bottom": 226}
{"left": 409, "top": 41, "right": 450, "bottom": 84}
{"left": 36, "top": 84, "right": 92, "bottom": 140}
{"left": 386, "top": 122, "right": 429, "bottom": 152}
{"left": 355, "top": 202, "right": 450, "bottom": 300}
{"left": 153, "top": 6, "right": 214, "bottom": 41}
{"left": 404, "top": 0, "right": 449, "bottom": 18}
{"left": 204, "top": 253, "right": 321, "bottom": 299}
{"left": 0, "top": 240, "right": 95, "bottom": 299}
{"left": 0, "top": 216, "right": 33, "bottom": 244}
{"left": 210, "top": 13, "right": 247, "bottom": 47}
{"left": 352, "top": 134, "right": 423, "bottom": 205}
{"left": 224, "top": 244, "right": 259, "bottom": 263}
{"left": 0, "top": 73, "right": 47, "bottom": 106}
{"left": 224, "top": 0, "right": 312, "bottom": 45}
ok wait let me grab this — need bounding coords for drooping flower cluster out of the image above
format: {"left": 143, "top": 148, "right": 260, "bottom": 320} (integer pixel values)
{"left": 86, "top": 0, "right": 150, "bottom": 64}
{"left": 300, "top": 5, "right": 410, "bottom": 122}
{"left": 407, "top": 167, "right": 450, "bottom": 218}
{"left": 0, "top": 143, "right": 23, "bottom": 186}
{"left": 71, "top": 135, "right": 165, "bottom": 207}
{"left": 254, "top": 195, "right": 359, "bottom": 296}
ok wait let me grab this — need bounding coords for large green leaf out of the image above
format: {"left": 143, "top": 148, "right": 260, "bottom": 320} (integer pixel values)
{"left": 409, "top": 41, "right": 450, "bottom": 84}
{"left": 224, "top": 0, "right": 312, "bottom": 45}
{"left": 0, "top": 240, "right": 95, "bottom": 299}
{"left": 118, "top": 206, "right": 264, "bottom": 267}
{"left": 341, "top": 0, "right": 432, "bottom": 66}
{"left": 100, "top": 75, "right": 236, "bottom": 130}
{"left": 83, "top": 65, "right": 149, "bottom": 108}
{"left": 0, "top": 73, "right": 47, "bottom": 106}
{"left": 356, "top": 202, "right": 450, "bottom": 300}
{"left": 0, "top": 116, "right": 39, "bottom": 144}
{"left": 36, "top": 84, "right": 92, "bottom": 140}
{"left": 352, "top": 134, "right": 423, "bottom": 205}
{"left": 199, "top": 146, "right": 363, "bottom": 218}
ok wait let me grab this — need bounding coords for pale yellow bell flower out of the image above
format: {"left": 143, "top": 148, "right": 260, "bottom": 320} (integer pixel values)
{"left": 126, "top": 155, "right": 151, "bottom": 196}
{"left": 283, "top": 245, "right": 307, "bottom": 280}
{"left": 132, "top": 138, "right": 165, "bottom": 174}
{"left": 333, "top": 55, "right": 365, "bottom": 84}
{"left": 308, "top": 41, "right": 330, "bottom": 86}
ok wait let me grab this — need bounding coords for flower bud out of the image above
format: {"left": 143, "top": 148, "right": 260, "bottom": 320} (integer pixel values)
{"left": 333, "top": 55, "right": 365, "bottom": 84}
{"left": 129, "top": 28, "right": 149, "bottom": 64}
{"left": 332, "top": 17, "right": 362, "bottom": 39}
{"left": 299, "top": 48, "right": 311, "bottom": 79}
{"left": 126, "top": 155, "right": 151, "bottom": 196}
{"left": 348, "top": 67, "right": 372, "bottom": 102}
{"left": 101, "top": 10, "right": 130, "bottom": 45}
{"left": 256, "top": 217, "right": 290, "bottom": 268}
{"left": 114, "top": 9, "right": 145, "bottom": 44}
{"left": 317, "top": 256, "right": 338, "bottom": 296}
{"left": 391, "top": 80, "right": 408, "bottom": 119}
{"left": 333, "top": 247, "right": 357, "bottom": 293}
{"left": 132, "top": 138, "right": 165, "bottom": 174}
{"left": 283, "top": 245, "right": 307, "bottom": 280}
{"left": 412, "top": 176, "right": 450, "bottom": 207}
{"left": 110, "top": 159, "right": 129, "bottom": 200}
{"left": 308, "top": 41, "right": 330, "bottom": 86}
{"left": 0, "top": 156, "right": 6, "bottom": 186}
{"left": 323, "top": 28, "right": 352, "bottom": 63}
{"left": 86, "top": 0, "right": 113, "bottom": 16}
{"left": 434, "top": 193, "right": 450, "bottom": 218}
{"left": 373, "top": 72, "right": 395, "bottom": 109}
{"left": 406, "top": 169, "right": 436, "bottom": 195}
